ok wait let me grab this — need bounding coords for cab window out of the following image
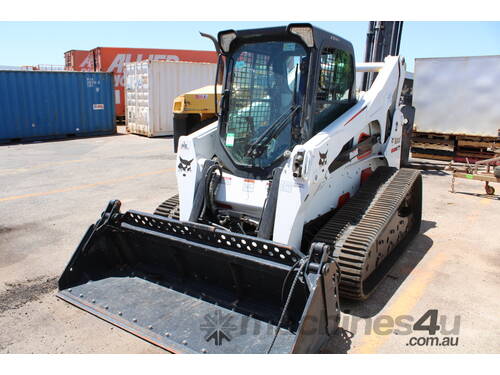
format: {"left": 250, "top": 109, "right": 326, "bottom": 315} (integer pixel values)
{"left": 313, "top": 48, "right": 355, "bottom": 135}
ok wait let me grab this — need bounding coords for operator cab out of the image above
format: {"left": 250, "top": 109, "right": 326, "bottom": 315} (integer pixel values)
{"left": 215, "top": 24, "right": 357, "bottom": 179}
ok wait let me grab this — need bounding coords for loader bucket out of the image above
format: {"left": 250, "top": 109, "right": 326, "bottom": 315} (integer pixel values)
{"left": 58, "top": 200, "right": 340, "bottom": 353}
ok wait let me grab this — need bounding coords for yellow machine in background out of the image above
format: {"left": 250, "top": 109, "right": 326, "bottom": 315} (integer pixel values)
{"left": 172, "top": 84, "right": 221, "bottom": 152}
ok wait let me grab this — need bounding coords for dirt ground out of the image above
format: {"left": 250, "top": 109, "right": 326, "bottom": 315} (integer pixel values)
{"left": 0, "top": 130, "right": 498, "bottom": 353}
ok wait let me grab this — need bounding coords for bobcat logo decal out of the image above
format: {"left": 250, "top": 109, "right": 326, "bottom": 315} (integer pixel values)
{"left": 178, "top": 157, "right": 193, "bottom": 176}
{"left": 318, "top": 151, "right": 328, "bottom": 166}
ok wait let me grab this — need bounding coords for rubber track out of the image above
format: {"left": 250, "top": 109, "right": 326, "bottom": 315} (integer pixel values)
{"left": 313, "top": 167, "right": 421, "bottom": 300}
{"left": 154, "top": 194, "right": 180, "bottom": 219}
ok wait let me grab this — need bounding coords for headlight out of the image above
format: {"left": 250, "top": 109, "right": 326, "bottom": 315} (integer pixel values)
{"left": 220, "top": 32, "right": 237, "bottom": 53}
{"left": 289, "top": 26, "right": 314, "bottom": 47}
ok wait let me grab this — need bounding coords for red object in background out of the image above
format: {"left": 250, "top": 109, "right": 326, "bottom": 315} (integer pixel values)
{"left": 65, "top": 47, "right": 218, "bottom": 118}
{"left": 64, "top": 50, "right": 91, "bottom": 71}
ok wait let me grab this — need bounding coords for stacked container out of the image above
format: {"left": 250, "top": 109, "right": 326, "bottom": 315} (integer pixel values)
{"left": 64, "top": 50, "right": 90, "bottom": 71}
{"left": 124, "top": 60, "right": 217, "bottom": 137}
{"left": 64, "top": 47, "right": 218, "bottom": 119}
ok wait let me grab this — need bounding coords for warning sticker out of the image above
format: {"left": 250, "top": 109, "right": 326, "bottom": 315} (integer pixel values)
{"left": 226, "top": 133, "right": 235, "bottom": 147}
{"left": 93, "top": 104, "right": 104, "bottom": 110}
{"left": 242, "top": 179, "right": 255, "bottom": 193}
{"left": 280, "top": 180, "right": 305, "bottom": 193}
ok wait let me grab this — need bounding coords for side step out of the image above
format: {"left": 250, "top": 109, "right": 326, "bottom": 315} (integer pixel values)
{"left": 313, "top": 167, "right": 422, "bottom": 300}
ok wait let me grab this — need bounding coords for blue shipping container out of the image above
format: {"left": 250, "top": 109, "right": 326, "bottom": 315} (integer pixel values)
{"left": 0, "top": 70, "right": 115, "bottom": 142}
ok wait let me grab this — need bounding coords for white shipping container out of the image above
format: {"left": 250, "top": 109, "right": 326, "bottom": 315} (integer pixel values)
{"left": 413, "top": 55, "right": 500, "bottom": 137}
{"left": 125, "top": 60, "right": 217, "bottom": 136}
{"left": 0, "top": 65, "right": 34, "bottom": 71}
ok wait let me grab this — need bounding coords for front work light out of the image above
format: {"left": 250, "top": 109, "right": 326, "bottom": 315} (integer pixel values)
{"left": 289, "top": 26, "right": 314, "bottom": 48}
{"left": 220, "top": 32, "right": 237, "bottom": 53}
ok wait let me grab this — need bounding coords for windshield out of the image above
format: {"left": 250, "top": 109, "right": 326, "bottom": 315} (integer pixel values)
{"left": 222, "top": 41, "right": 308, "bottom": 168}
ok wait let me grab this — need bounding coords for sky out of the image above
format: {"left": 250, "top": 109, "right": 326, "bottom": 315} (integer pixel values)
{"left": 0, "top": 21, "right": 498, "bottom": 71}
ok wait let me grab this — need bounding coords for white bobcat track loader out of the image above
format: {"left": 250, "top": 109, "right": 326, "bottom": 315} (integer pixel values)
{"left": 58, "top": 24, "right": 422, "bottom": 354}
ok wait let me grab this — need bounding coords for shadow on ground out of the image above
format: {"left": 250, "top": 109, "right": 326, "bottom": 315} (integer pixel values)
{"left": 341, "top": 220, "right": 436, "bottom": 318}
{"left": 321, "top": 220, "right": 436, "bottom": 353}
{"left": 419, "top": 169, "right": 449, "bottom": 176}
{"left": 0, "top": 132, "right": 126, "bottom": 147}
{"left": 453, "top": 191, "right": 500, "bottom": 201}
{"left": 319, "top": 327, "right": 354, "bottom": 354}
